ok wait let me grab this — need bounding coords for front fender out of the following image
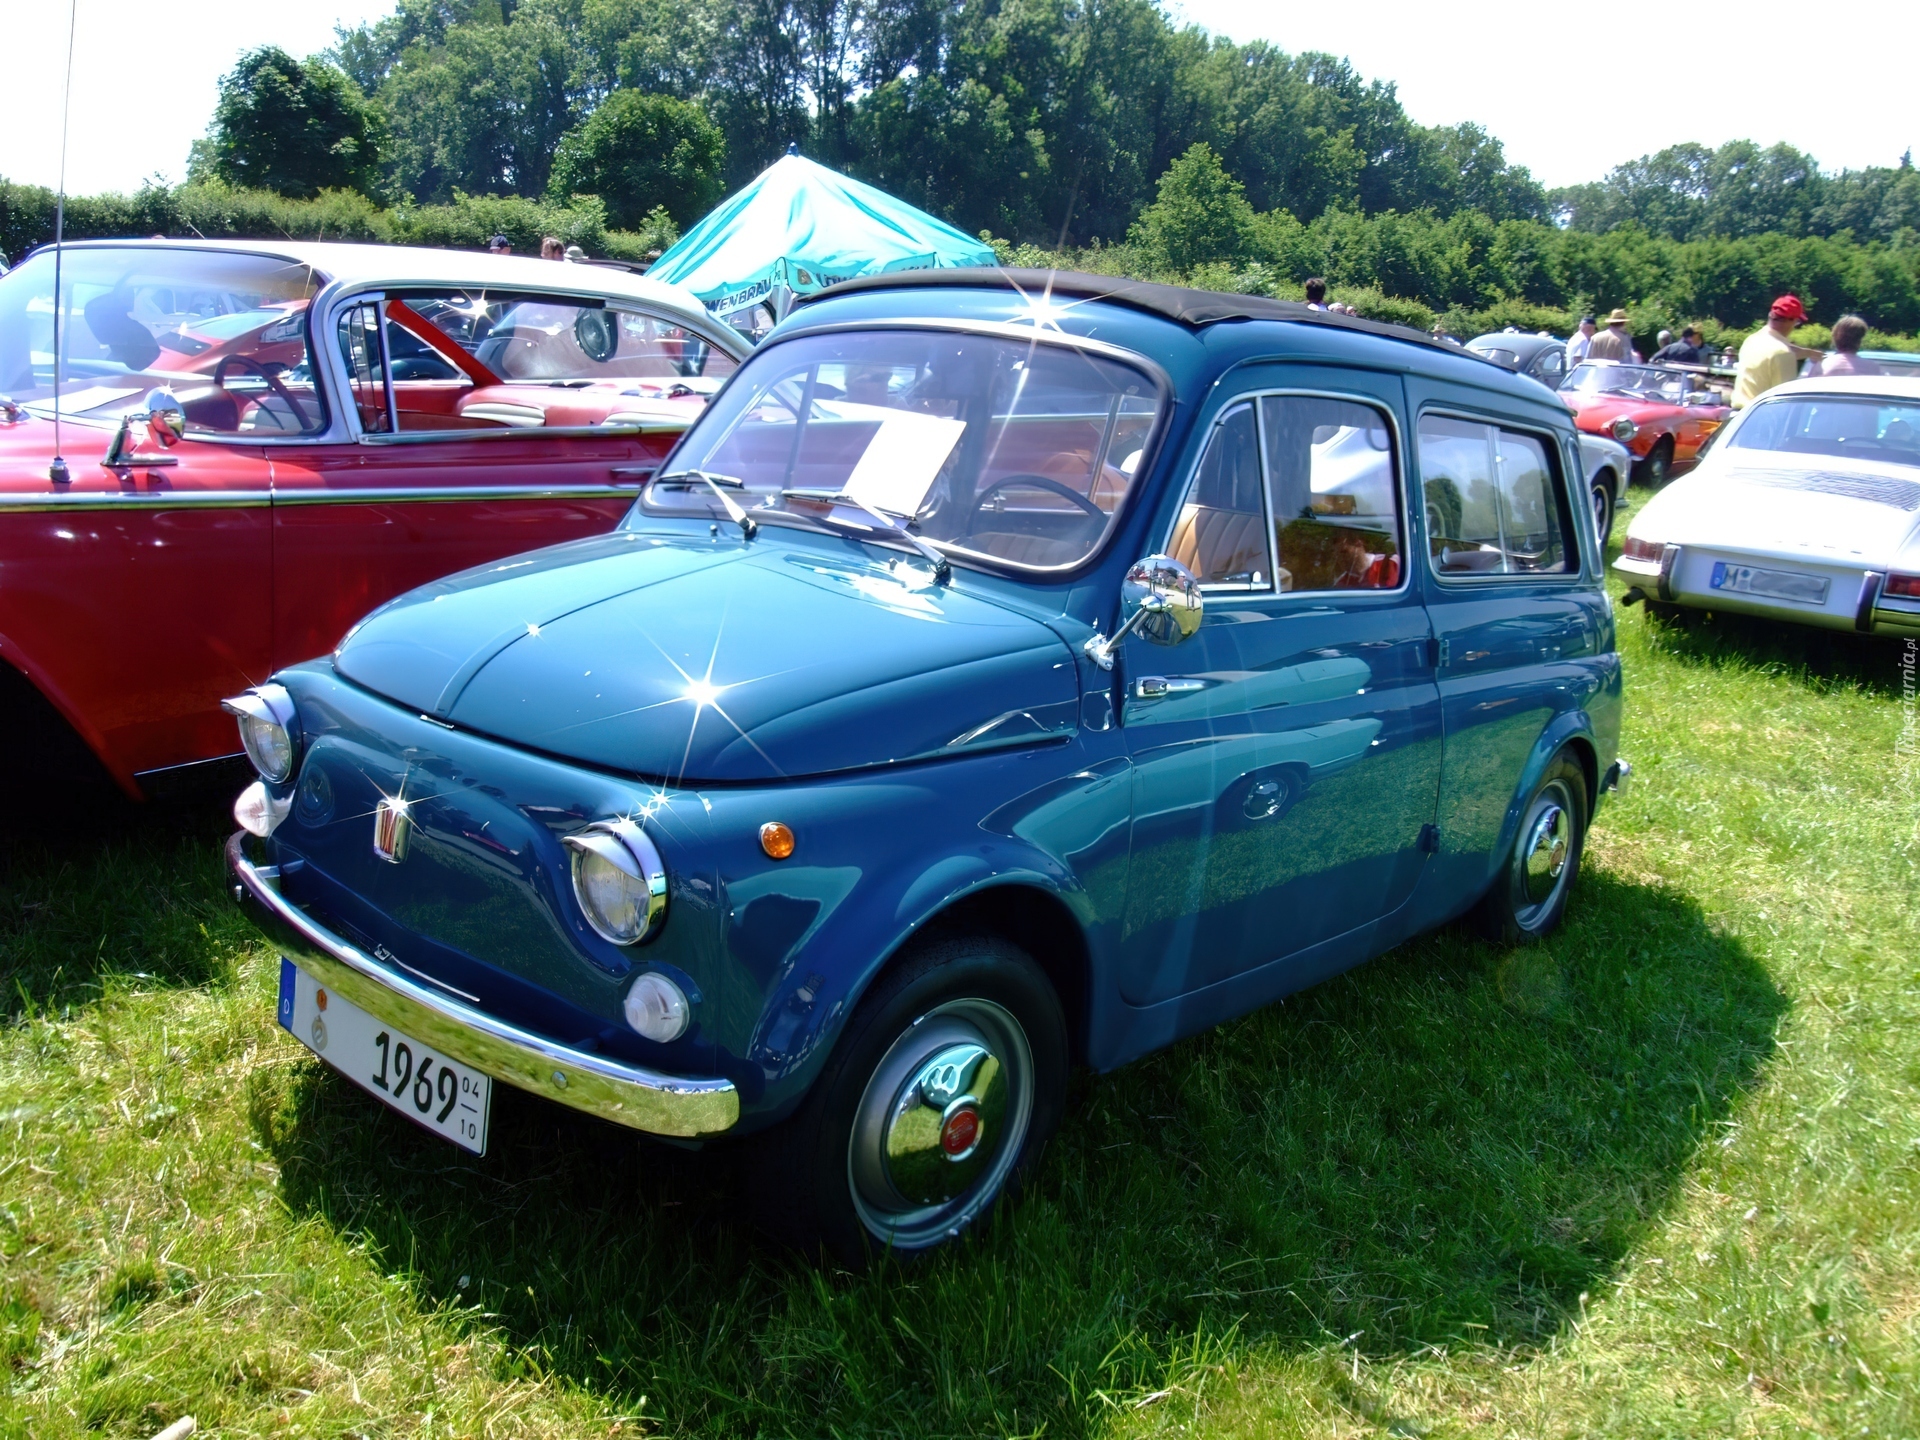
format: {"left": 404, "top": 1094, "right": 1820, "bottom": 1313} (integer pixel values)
{"left": 704, "top": 747, "right": 1129, "bottom": 1129}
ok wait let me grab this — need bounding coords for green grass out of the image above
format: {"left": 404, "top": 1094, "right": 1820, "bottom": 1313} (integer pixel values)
{"left": 4, "top": 491, "right": 1918, "bottom": 1437}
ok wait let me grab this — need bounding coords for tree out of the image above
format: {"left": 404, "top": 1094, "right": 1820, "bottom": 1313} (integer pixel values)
{"left": 1130, "top": 143, "right": 1256, "bottom": 271}
{"left": 548, "top": 92, "right": 727, "bottom": 227}
{"left": 205, "top": 47, "right": 385, "bottom": 199}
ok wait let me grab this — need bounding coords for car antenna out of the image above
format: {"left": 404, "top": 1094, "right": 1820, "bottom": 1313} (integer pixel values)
{"left": 47, "top": 0, "right": 79, "bottom": 485}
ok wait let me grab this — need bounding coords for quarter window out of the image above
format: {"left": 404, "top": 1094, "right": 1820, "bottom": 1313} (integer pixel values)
{"left": 1418, "top": 416, "right": 1575, "bottom": 576}
{"left": 1261, "top": 395, "right": 1404, "bottom": 591}
{"left": 1170, "top": 402, "right": 1272, "bottom": 586}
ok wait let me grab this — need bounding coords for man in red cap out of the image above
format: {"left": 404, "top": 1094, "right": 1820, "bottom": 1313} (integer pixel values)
{"left": 1732, "top": 295, "right": 1826, "bottom": 409}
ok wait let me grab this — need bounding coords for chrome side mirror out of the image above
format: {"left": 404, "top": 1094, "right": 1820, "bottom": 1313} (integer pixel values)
{"left": 145, "top": 388, "right": 185, "bottom": 446}
{"left": 1083, "top": 553, "right": 1204, "bottom": 670}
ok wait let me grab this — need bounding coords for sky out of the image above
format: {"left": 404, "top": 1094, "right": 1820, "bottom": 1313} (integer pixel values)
{"left": 3, "top": 0, "right": 1916, "bottom": 198}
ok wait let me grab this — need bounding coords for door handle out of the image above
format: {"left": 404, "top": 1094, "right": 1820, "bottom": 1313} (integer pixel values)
{"left": 1133, "top": 676, "right": 1207, "bottom": 700}
{"left": 610, "top": 464, "right": 658, "bottom": 484}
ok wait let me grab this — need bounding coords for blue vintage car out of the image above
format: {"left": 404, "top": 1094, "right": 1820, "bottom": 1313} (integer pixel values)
{"left": 226, "top": 270, "right": 1627, "bottom": 1261}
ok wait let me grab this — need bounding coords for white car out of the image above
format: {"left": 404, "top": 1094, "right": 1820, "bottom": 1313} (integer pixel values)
{"left": 1614, "top": 375, "right": 1920, "bottom": 635}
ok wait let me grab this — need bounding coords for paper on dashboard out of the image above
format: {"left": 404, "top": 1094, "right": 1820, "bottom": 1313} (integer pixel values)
{"left": 842, "top": 409, "right": 968, "bottom": 516}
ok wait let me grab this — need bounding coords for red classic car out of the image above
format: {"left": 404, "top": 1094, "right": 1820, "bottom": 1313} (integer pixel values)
{"left": 0, "top": 239, "right": 749, "bottom": 799}
{"left": 1558, "top": 360, "right": 1731, "bottom": 484}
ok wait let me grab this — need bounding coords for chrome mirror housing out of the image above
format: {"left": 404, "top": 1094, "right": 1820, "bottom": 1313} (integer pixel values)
{"left": 145, "top": 388, "right": 186, "bottom": 446}
{"left": 1083, "top": 553, "right": 1203, "bottom": 670}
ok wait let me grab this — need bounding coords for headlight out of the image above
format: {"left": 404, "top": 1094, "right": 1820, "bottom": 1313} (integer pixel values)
{"left": 1611, "top": 417, "right": 1639, "bottom": 442}
{"left": 221, "top": 684, "right": 300, "bottom": 782}
{"left": 624, "top": 971, "right": 690, "bottom": 1042}
{"left": 563, "top": 819, "right": 668, "bottom": 945}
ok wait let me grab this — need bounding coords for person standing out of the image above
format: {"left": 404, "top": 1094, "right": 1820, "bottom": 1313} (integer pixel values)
{"left": 1818, "top": 315, "right": 1883, "bottom": 377}
{"left": 1304, "top": 277, "right": 1328, "bottom": 310}
{"left": 1732, "top": 295, "right": 1827, "bottom": 408}
{"left": 1586, "top": 309, "right": 1637, "bottom": 361}
{"left": 488, "top": 234, "right": 511, "bottom": 256}
{"left": 1565, "top": 314, "right": 1597, "bottom": 363}
{"left": 1651, "top": 325, "right": 1710, "bottom": 365}
{"left": 540, "top": 236, "right": 565, "bottom": 260}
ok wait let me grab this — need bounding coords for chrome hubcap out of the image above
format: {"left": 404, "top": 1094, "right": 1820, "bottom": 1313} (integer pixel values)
{"left": 1512, "top": 778, "right": 1576, "bottom": 925}
{"left": 848, "top": 998, "right": 1031, "bottom": 1250}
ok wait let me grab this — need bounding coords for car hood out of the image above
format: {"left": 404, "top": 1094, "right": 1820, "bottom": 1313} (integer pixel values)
{"left": 1627, "top": 452, "right": 1920, "bottom": 564}
{"left": 330, "top": 528, "right": 1081, "bottom": 784}
{"left": 1569, "top": 395, "right": 1673, "bottom": 427}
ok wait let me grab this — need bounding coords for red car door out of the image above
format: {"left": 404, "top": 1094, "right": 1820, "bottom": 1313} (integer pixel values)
{"left": 268, "top": 297, "right": 689, "bottom": 666}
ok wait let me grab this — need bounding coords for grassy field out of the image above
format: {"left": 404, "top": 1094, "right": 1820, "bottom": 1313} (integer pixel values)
{"left": 4, "top": 493, "right": 1917, "bottom": 1438}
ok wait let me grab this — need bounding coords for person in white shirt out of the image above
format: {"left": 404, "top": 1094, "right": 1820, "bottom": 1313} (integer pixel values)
{"left": 1565, "top": 315, "right": 1597, "bottom": 364}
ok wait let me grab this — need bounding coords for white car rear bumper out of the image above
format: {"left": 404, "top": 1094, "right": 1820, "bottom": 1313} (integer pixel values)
{"left": 1615, "top": 546, "right": 1920, "bottom": 635}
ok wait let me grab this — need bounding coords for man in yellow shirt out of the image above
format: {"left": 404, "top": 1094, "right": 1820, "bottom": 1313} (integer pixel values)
{"left": 1732, "top": 295, "right": 1826, "bottom": 408}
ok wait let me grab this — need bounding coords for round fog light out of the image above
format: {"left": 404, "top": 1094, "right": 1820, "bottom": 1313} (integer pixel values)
{"left": 624, "top": 971, "right": 689, "bottom": 1042}
{"left": 234, "top": 780, "right": 280, "bottom": 837}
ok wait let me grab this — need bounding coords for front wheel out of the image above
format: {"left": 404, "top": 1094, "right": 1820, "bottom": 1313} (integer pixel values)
{"left": 1474, "top": 752, "right": 1588, "bottom": 945}
{"left": 1632, "top": 437, "right": 1673, "bottom": 487}
{"left": 750, "top": 934, "right": 1067, "bottom": 1265}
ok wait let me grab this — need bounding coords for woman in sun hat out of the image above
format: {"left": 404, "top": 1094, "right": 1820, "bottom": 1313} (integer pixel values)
{"left": 1733, "top": 295, "right": 1827, "bottom": 408}
{"left": 1586, "top": 308, "right": 1638, "bottom": 361}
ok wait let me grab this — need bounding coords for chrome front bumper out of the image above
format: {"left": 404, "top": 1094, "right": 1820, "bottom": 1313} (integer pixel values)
{"left": 226, "top": 834, "right": 739, "bottom": 1138}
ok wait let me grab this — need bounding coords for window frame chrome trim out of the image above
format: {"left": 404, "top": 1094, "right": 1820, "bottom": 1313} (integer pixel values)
{"left": 1163, "top": 385, "right": 1415, "bottom": 601}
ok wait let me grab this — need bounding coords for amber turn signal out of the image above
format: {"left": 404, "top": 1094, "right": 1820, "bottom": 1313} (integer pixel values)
{"left": 759, "top": 821, "right": 795, "bottom": 860}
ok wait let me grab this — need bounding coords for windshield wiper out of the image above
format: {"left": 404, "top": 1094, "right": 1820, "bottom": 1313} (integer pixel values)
{"left": 781, "top": 487, "right": 951, "bottom": 584}
{"left": 653, "top": 468, "right": 756, "bottom": 538}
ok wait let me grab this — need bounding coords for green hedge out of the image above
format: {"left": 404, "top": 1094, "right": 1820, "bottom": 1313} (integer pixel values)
{"left": 0, "top": 180, "right": 676, "bottom": 270}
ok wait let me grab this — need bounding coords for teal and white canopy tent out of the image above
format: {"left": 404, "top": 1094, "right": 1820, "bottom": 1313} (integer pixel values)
{"left": 646, "top": 149, "right": 996, "bottom": 329}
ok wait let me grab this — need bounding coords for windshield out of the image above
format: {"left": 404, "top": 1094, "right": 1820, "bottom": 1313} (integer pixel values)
{"left": 646, "top": 328, "right": 1162, "bottom": 571}
{"left": 1561, "top": 362, "right": 1692, "bottom": 403}
{"left": 0, "top": 245, "right": 326, "bottom": 435}
{"left": 1727, "top": 395, "right": 1920, "bottom": 467}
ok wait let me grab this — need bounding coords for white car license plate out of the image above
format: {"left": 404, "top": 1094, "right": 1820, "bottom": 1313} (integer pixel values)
{"left": 278, "top": 958, "right": 491, "bottom": 1154}
{"left": 1709, "top": 560, "right": 1830, "bottom": 605}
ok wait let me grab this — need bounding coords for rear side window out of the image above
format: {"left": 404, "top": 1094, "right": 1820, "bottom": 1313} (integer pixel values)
{"left": 1419, "top": 416, "right": 1575, "bottom": 577}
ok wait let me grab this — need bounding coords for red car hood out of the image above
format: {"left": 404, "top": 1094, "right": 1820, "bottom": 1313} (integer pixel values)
{"left": 1566, "top": 394, "right": 1679, "bottom": 431}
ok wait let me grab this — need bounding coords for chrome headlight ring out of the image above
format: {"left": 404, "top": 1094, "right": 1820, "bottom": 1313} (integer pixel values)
{"left": 563, "top": 819, "right": 669, "bottom": 946}
{"left": 1610, "top": 416, "right": 1640, "bottom": 443}
{"left": 221, "top": 683, "right": 301, "bottom": 783}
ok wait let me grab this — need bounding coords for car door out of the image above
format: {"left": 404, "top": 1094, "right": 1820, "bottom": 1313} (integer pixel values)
{"left": 1115, "top": 371, "right": 1444, "bottom": 1007}
{"left": 269, "top": 295, "right": 692, "bottom": 667}
{"left": 1409, "top": 400, "right": 1609, "bottom": 908}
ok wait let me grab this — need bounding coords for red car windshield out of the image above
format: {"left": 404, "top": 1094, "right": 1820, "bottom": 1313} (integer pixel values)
{"left": 0, "top": 246, "right": 326, "bottom": 435}
{"left": 1561, "top": 362, "right": 1691, "bottom": 404}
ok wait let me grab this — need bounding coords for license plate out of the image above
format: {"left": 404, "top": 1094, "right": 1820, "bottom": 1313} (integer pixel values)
{"left": 1709, "top": 560, "right": 1830, "bottom": 605}
{"left": 278, "top": 958, "right": 491, "bottom": 1154}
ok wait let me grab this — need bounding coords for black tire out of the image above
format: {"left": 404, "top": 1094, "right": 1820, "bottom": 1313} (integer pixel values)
{"left": 1632, "top": 437, "right": 1673, "bottom": 488}
{"left": 1588, "top": 471, "right": 1616, "bottom": 546}
{"left": 749, "top": 933, "right": 1067, "bottom": 1266}
{"left": 1473, "top": 751, "right": 1588, "bottom": 946}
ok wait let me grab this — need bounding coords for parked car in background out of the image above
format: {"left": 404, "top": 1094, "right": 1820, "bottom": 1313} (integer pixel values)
{"left": 1465, "top": 333, "right": 1632, "bottom": 540}
{"left": 1615, "top": 374, "right": 1920, "bottom": 634}
{"left": 0, "top": 239, "right": 748, "bottom": 799}
{"left": 1560, "top": 360, "right": 1730, "bottom": 485}
{"left": 226, "top": 269, "right": 1627, "bottom": 1263}
{"left": 1467, "top": 331, "right": 1569, "bottom": 389}
{"left": 1859, "top": 351, "right": 1920, "bottom": 381}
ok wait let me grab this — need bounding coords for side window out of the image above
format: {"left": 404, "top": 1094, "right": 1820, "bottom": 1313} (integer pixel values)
{"left": 1169, "top": 402, "right": 1272, "bottom": 588}
{"left": 1419, "top": 416, "right": 1575, "bottom": 576}
{"left": 1535, "top": 347, "right": 1566, "bottom": 387}
{"left": 335, "top": 301, "right": 393, "bottom": 434}
{"left": 1261, "top": 394, "right": 1404, "bottom": 591}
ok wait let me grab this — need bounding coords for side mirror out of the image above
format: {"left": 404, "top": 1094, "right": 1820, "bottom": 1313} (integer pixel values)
{"left": 1083, "top": 553, "right": 1203, "bottom": 670}
{"left": 145, "top": 388, "right": 186, "bottom": 446}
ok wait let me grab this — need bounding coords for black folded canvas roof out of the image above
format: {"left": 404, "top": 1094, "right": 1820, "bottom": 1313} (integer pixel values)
{"left": 806, "top": 267, "right": 1472, "bottom": 361}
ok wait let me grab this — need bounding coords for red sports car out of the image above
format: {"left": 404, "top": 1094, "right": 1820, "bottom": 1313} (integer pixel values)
{"left": 0, "top": 239, "right": 749, "bottom": 799}
{"left": 1558, "top": 360, "right": 1730, "bottom": 485}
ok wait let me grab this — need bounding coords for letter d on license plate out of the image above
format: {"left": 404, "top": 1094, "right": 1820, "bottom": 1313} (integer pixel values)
{"left": 278, "top": 958, "right": 491, "bottom": 1153}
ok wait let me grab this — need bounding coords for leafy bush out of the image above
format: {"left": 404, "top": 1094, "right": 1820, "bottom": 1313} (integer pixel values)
{"left": 547, "top": 92, "right": 725, "bottom": 230}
